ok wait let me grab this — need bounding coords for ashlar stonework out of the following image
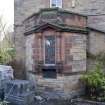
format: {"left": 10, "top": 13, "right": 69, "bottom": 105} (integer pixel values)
{"left": 14, "top": 0, "right": 105, "bottom": 98}
{"left": 24, "top": 8, "right": 87, "bottom": 97}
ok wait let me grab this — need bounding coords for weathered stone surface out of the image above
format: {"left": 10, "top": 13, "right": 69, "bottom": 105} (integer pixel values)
{"left": 64, "top": 33, "right": 87, "bottom": 72}
{"left": 26, "top": 34, "right": 35, "bottom": 72}
{"left": 29, "top": 73, "right": 84, "bottom": 98}
{"left": 14, "top": 0, "right": 105, "bottom": 64}
{"left": 88, "top": 30, "right": 105, "bottom": 55}
{"left": 14, "top": 0, "right": 105, "bottom": 98}
{"left": 72, "top": 60, "right": 86, "bottom": 72}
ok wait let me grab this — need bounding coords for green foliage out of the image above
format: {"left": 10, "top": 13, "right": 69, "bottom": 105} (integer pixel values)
{"left": 0, "top": 15, "right": 15, "bottom": 65}
{"left": 81, "top": 64, "right": 104, "bottom": 87}
{"left": 0, "top": 48, "right": 15, "bottom": 64}
{"left": 81, "top": 63, "right": 105, "bottom": 101}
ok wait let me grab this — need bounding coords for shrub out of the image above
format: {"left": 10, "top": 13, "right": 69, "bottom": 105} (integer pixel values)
{"left": 0, "top": 48, "right": 15, "bottom": 64}
{"left": 81, "top": 64, "right": 105, "bottom": 101}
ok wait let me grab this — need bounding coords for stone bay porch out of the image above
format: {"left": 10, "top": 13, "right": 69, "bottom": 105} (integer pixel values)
{"left": 24, "top": 8, "right": 88, "bottom": 98}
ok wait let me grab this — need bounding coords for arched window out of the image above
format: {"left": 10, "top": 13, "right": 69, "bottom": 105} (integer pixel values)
{"left": 50, "top": 0, "right": 62, "bottom": 8}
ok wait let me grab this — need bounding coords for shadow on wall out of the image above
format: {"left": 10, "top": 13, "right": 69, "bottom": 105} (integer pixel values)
{"left": 8, "top": 59, "right": 26, "bottom": 79}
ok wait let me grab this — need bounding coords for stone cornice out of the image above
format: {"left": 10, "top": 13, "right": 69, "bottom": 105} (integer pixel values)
{"left": 24, "top": 22, "right": 88, "bottom": 36}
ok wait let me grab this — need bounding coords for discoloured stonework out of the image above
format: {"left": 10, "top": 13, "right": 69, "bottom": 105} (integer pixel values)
{"left": 26, "top": 34, "right": 34, "bottom": 72}
{"left": 27, "top": 73, "right": 83, "bottom": 98}
{"left": 25, "top": 9, "right": 87, "bottom": 96}
{"left": 88, "top": 30, "right": 105, "bottom": 55}
{"left": 14, "top": 0, "right": 105, "bottom": 98}
{"left": 14, "top": 0, "right": 105, "bottom": 63}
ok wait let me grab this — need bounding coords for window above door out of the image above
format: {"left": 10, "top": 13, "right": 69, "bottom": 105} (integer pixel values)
{"left": 50, "top": 0, "right": 62, "bottom": 8}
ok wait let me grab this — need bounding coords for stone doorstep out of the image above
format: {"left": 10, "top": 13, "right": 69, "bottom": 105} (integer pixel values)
{"left": 71, "top": 98, "right": 105, "bottom": 105}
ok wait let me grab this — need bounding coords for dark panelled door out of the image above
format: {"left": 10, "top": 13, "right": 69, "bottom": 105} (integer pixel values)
{"left": 44, "top": 36, "right": 55, "bottom": 65}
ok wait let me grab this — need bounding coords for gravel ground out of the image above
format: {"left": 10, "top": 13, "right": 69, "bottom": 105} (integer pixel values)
{"left": 33, "top": 99, "right": 70, "bottom": 105}
{"left": 32, "top": 99, "right": 97, "bottom": 105}
{"left": 8, "top": 99, "right": 103, "bottom": 105}
{"left": 6, "top": 91, "right": 105, "bottom": 105}
{"left": 32, "top": 92, "right": 104, "bottom": 105}
{"left": 33, "top": 101, "right": 104, "bottom": 105}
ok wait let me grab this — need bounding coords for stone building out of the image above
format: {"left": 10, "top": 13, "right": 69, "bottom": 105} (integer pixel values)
{"left": 14, "top": 0, "right": 105, "bottom": 97}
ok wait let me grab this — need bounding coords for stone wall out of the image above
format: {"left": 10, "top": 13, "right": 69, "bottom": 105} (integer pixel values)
{"left": 34, "top": 74, "right": 83, "bottom": 98}
{"left": 14, "top": 0, "right": 105, "bottom": 78}
{"left": 25, "top": 31, "right": 87, "bottom": 73}
{"left": 64, "top": 32, "right": 87, "bottom": 73}
{"left": 88, "top": 30, "right": 105, "bottom": 55}
{"left": 24, "top": 8, "right": 87, "bottom": 34}
{"left": 15, "top": 0, "right": 105, "bottom": 25}
{"left": 26, "top": 34, "right": 34, "bottom": 72}
{"left": 25, "top": 31, "right": 86, "bottom": 96}
{"left": 14, "top": 0, "right": 105, "bottom": 61}
{"left": 87, "top": 30, "right": 105, "bottom": 71}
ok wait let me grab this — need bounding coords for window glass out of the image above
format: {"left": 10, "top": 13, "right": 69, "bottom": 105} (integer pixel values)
{"left": 51, "top": 0, "right": 62, "bottom": 8}
{"left": 44, "top": 36, "right": 55, "bottom": 65}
